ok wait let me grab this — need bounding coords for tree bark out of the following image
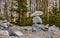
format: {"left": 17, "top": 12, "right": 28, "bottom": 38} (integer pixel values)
{"left": 4, "top": 0, "right": 9, "bottom": 20}
{"left": 0, "top": 0, "right": 1, "bottom": 13}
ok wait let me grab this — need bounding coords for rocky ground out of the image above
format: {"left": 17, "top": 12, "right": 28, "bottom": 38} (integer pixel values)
{"left": 0, "top": 26, "right": 60, "bottom": 38}
{"left": 0, "top": 26, "right": 50, "bottom": 38}
{"left": 0, "top": 20, "right": 60, "bottom": 38}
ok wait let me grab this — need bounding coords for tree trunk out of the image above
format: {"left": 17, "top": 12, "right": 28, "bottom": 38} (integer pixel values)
{"left": 0, "top": 0, "right": 2, "bottom": 16}
{"left": 59, "top": 0, "right": 60, "bottom": 10}
{"left": 4, "top": 0, "right": 9, "bottom": 20}
{"left": 10, "top": 1, "right": 14, "bottom": 22}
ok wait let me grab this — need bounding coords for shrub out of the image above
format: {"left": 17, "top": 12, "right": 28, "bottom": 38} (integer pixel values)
{"left": 41, "top": 15, "right": 48, "bottom": 25}
{"left": 41, "top": 13, "right": 60, "bottom": 28}
{"left": 0, "top": 16, "right": 4, "bottom": 20}
{"left": 13, "top": 15, "right": 33, "bottom": 26}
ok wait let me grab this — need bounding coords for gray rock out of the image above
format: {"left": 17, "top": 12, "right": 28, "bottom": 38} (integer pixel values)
{"left": 4, "top": 27, "right": 18, "bottom": 36}
{"left": 0, "top": 30, "right": 9, "bottom": 36}
{"left": 32, "top": 24, "right": 45, "bottom": 32}
{"left": 0, "top": 23, "right": 8, "bottom": 28}
{"left": 0, "top": 20, "right": 10, "bottom": 29}
{"left": 48, "top": 25, "right": 59, "bottom": 38}
{"left": 32, "top": 16, "right": 46, "bottom": 32}
{"left": 14, "top": 31, "right": 23, "bottom": 36}
{"left": 32, "top": 16, "right": 42, "bottom": 24}
{"left": 49, "top": 25, "right": 59, "bottom": 32}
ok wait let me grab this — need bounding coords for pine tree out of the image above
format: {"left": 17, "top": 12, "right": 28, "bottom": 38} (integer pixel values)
{"left": 49, "top": 3, "right": 60, "bottom": 27}
{"left": 10, "top": 0, "right": 27, "bottom": 26}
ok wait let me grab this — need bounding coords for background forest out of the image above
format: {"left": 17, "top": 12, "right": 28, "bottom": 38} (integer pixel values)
{"left": 0, "top": 0, "right": 60, "bottom": 27}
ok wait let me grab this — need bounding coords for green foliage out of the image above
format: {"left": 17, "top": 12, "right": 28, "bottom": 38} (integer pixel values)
{"left": 0, "top": 16, "right": 4, "bottom": 20}
{"left": 26, "top": 17, "right": 32, "bottom": 26}
{"left": 10, "top": 21, "right": 17, "bottom": 25}
{"left": 48, "top": 15, "right": 60, "bottom": 27}
{"left": 16, "top": 16, "right": 32, "bottom": 26}
{"left": 10, "top": 0, "right": 28, "bottom": 26}
{"left": 41, "top": 15, "right": 48, "bottom": 25}
{"left": 56, "top": 15, "right": 60, "bottom": 27}
{"left": 41, "top": 5, "right": 60, "bottom": 27}
{"left": 13, "top": 0, "right": 27, "bottom": 13}
{"left": 50, "top": 4, "right": 60, "bottom": 15}
{"left": 11, "top": 17, "right": 32, "bottom": 26}
{"left": 49, "top": 15, "right": 56, "bottom": 26}
{"left": 48, "top": 5, "right": 60, "bottom": 27}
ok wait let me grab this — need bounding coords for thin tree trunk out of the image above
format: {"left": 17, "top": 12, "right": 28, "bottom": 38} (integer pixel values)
{"left": 36, "top": 0, "right": 38, "bottom": 10}
{"left": 0, "top": 0, "right": 2, "bottom": 16}
{"left": 59, "top": 0, "right": 60, "bottom": 10}
{"left": 10, "top": 1, "right": 14, "bottom": 22}
{"left": 4, "top": 0, "right": 9, "bottom": 20}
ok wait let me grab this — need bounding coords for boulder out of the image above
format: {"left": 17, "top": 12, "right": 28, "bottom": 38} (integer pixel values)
{"left": 49, "top": 25, "right": 59, "bottom": 32}
{"left": 0, "top": 20, "right": 10, "bottom": 28}
{"left": 0, "top": 30, "right": 9, "bottom": 36}
{"left": 32, "top": 24, "right": 45, "bottom": 32}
